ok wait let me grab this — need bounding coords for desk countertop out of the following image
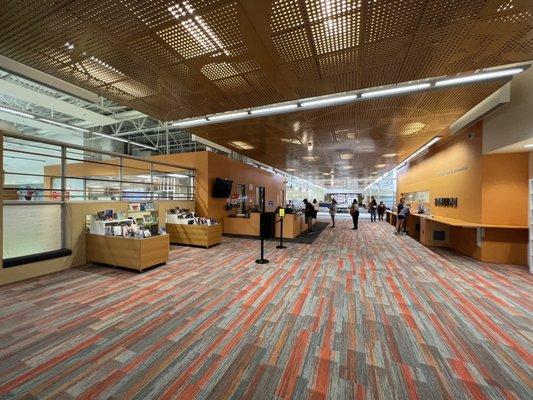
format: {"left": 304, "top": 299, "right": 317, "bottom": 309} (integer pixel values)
{"left": 386, "top": 210, "right": 526, "bottom": 229}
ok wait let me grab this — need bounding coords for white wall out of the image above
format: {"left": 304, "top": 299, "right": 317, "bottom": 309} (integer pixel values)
{"left": 483, "top": 67, "right": 533, "bottom": 154}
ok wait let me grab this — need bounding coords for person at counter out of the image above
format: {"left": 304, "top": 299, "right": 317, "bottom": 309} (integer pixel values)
{"left": 397, "top": 197, "right": 407, "bottom": 233}
{"left": 303, "top": 199, "right": 314, "bottom": 233}
{"left": 377, "top": 201, "right": 386, "bottom": 221}
{"left": 312, "top": 199, "right": 319, "bottom": 222}
{"left": 329, "top": 198, "right": 338, "bottom": 228}
{"left": 395, "top": 204, "right": 411, "bottom": 235}
{"left": 349, "top": 199, "right": 359, "bottom": 230}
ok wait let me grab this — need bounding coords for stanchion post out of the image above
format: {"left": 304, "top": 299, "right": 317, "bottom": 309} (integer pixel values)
{"left": 256, "top": 212, "right": 270, "bottom": 264}
{"left": 276, "top": 207, "right": 287, "bottom": 249}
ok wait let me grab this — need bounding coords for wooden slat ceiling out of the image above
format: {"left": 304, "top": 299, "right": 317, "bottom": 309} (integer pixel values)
{"left": 0, "top": 0, "right": 532, "bottom": 184}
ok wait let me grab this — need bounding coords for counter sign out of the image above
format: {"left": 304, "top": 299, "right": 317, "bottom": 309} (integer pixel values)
{"left": 278, "top": 208, "right": 285, "bottom": 217}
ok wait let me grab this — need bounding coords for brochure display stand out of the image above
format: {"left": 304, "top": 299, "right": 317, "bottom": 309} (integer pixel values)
{"left": 165, "top": 211, "right": 221, "bottom": 248}
{"left": 86, "top": 233, "right": 169, "bottom": 271}
{"left": 86, "top": 208, "right": 169, "bottom": 271}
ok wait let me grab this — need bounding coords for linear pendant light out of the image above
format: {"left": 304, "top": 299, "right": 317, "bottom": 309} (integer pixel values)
{"left": 169, "top": 64, "right": 527, "bottom": 128}
{"left": 435, "top": 68, "right": 524, "bottom": 87}
{"left": 300, "top": 94, "right": 358, "bottom": 108}
{"left": 39, "top": 118, "right": 90, "bottom": 132}
{"left": 173, "top": 118, "right": 208, "bottom": 128}
{"left": 208, "top": 111, "right": 249, "bottom": 121}
{"left": 361, "top": 83, "right": 431, "bottom": 98}
{"left": 0, "top": 105, "right": 35, "bottom": 119}
{"left": 251, "top": 104, "right": 298, "bottom": 115}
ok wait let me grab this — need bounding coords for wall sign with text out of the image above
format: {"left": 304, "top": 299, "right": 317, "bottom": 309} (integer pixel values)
{"left": 434, "top": 197, "right": 458, "bottom": 207}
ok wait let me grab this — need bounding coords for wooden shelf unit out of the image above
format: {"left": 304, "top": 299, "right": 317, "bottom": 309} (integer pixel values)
{"left": 166, "top": 223, "right": 222, "bottom": 248}
{"left": 86, "top": 233, "right": 169, "bottom": 271}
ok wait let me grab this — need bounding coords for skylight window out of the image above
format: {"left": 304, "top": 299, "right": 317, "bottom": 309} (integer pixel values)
{"left": 168, "top": 1, "right": 229, "bottom": 57}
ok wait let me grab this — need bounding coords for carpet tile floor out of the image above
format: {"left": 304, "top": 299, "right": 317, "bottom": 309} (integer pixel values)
{"left": 0, "top": 219, "right": 531, "bottom": 399}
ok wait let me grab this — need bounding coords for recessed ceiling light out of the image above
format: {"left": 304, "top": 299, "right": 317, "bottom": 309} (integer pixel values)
{"left": 229, "top": 140, "right": 254, "bottom": 150}
{"left": 340, "top": 153, "right": 353, "bottom": 160}
{"left": 285, "top": 168, "right": 296, "bottom": 172}
{"left": 302, "top": 156, "right": 316, "bottom": 161}
{"left": 342, "top": 165, "right": 353, "bottom": 170}
{"left": 375, "top": 164, "right": 386, "bottom": 168}
{"left": 524, "top": 144, "right": 533, "bottom": 148}
{"left": 281, "top": 138, "right": 302, "bottom": 144}
{"left": 382, "top": 153, "right": 397, "bottom": 158}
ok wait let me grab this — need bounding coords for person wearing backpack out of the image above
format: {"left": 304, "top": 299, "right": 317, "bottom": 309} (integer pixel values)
{"left": 349, "top": 199, "right": 359, "bottom": 230}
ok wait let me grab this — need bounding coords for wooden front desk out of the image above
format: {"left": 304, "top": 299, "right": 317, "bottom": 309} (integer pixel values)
{"left": 224, "top": 212, "right": 307, "bottom": 239}
{"left": 386, "top": 212, "right": 528, "bottom": 265}
{"left": 275, "top": 213, "right": 306, "bottom": 239}
{"left": 223, "top": 213, "right": 261, "bottom": 236}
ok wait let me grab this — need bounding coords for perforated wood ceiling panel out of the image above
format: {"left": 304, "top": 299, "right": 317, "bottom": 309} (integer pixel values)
{"left": 0, "top": 0, "right": 531, "bottom": 182}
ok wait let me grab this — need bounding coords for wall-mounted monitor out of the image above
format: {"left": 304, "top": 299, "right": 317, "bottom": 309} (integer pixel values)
{"left": 213, "top": 178, "right": 233, "bottom": 198}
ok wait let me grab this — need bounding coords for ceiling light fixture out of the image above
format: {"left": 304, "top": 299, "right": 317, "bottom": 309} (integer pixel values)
{"left": 361, "top": 83, "right": 431, "bottom": 98}
{"left": 170, "top": 64, "right": 527, "bottom": 128}
{"left": 375, "top": 164, "right": 386, "bottom": 168}
{"left": 251, "top": 104, "right": 298, "bottom": 116}
{"left": 167, "top": 173, "right": 190, "bottom": 178}
{"left": 172, "top": 118, "right": 208, "bottom": 128}
{"left": 229, "top": 140, "right": 254, "bottom": 150}
{"left": 208, "top": 111, "right": 248, "bottom": 121}
{"left": 340, "top": 153, "right": 353, "bottom": 160}
{"left": 435, "top": 68, "right": 524, "bottom": 87}
{"left": 300, "top": 94, "right": 358, "bottom": 108}
{"left": 382, "top": 153, "right": 397, "bottom": 158}
{"left": 39, "top": 118, "right": 90, "bottom": 132}
{"left": 0, "top": 105, "right": 35, "bottom": 119}
{"left": 524, "top": 143, "right": 533, "bottom": 148}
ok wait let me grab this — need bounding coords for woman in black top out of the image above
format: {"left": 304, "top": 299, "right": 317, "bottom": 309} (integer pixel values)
{"left": 377, "top": 201, "right": 386, "bottom": 221}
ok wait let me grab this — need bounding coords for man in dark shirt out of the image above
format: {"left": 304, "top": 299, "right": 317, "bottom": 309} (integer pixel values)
{"left": 303, "top": 199, "right": 314, "bottom": 233}
{"left": 397, "top": 198, "right": 406, "bottom": 232}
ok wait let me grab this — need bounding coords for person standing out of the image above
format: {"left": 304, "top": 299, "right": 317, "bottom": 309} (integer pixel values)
{"left": 369, "top": 196, "right": 377, "bottom": 222}
{"left": 377, "top": 201, "right": 386, "bottom": 221}
{"left": 350, "top": 199, "right": 359, "bottom": 230}
{"left": 329, "top": 198, "right": 338, "bottom": 228}
{"left": 312, "top": 199, "right": 319, "bottom": 222}
{"left": 303, "top": 198, "right": 314, "bottom": 233}
{"left": 397, "top": 198, "right": 406, "bottom": 232}
{"left": 395, "top": 204, "right": 411, "bottom": 234}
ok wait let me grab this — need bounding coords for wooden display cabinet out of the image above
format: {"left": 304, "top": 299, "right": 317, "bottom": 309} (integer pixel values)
{"left": 86, "top": 233, "right": 169, "bottom": 271}
{"left": 166, "top": 223, "right": 222, "bottom": 248}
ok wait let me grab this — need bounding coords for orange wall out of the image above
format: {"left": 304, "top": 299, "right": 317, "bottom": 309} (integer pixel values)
{"left": 397, "top": 122, "right": 484, "bottom": 222}
{"left": 152, "top": 151, "right": 285, "bottom": 223}
{"left": 481, "top": 153, "right": 529, "bottom": 226}
{"left": 206, "top": 152, "right": 285, "bottom": 223}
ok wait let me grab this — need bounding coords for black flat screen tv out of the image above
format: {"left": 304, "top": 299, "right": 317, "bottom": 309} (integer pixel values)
{"left": 213, "top": 178, "right": 233, "bottom": 198}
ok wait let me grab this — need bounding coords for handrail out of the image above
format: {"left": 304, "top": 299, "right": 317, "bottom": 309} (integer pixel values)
{"left": 1, "top": 130, "right": 196, "bottom": 172}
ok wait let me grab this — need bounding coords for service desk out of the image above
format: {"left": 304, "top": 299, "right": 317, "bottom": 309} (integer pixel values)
{"left": 385, "top": 211, "right": 528, "bottom": 265}
{"left": 275, "top": 213, "right": 306, "bottom": 239}
{"left": 223, "top": 213, "right": 261, "bottom": 236}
